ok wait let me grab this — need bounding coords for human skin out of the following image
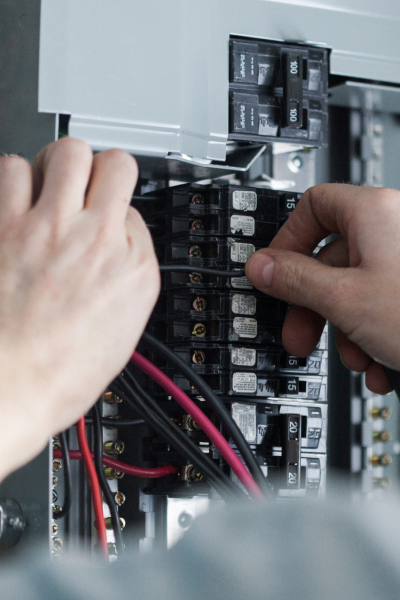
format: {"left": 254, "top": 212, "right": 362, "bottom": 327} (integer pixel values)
{"left": 0, "top": 138, "right": 160, "bottom": 481}
{"left": 246, "top": 183, "right": 400, "bottom": 396}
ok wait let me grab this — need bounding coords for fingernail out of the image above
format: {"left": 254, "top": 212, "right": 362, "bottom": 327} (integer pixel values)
{"left": 247, "top": 253, "right": 275, "bottom": 287}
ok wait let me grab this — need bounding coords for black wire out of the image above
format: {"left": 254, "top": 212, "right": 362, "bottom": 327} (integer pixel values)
{"left": 132, "top": 195, "right": 159, "bottom": 201}
{"left": 159, "top": 265, "right": 245, "bottom": 278}
{"left": 53, "top": 431, "right": 72, "bottom": 520}
{"left": 85, "top": 417, "right": 145, "bottom": 428}
{"left": 111, "top": 377, "right": 245, "bottom": 503}
{"left": 92, "top": 404, "right": 125, "bottom": 554}
{"left": 140, "top": 331, "right": 270, "bottom": 497}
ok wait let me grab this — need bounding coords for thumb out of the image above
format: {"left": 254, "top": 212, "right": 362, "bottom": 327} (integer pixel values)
{"left": 245, "top": 248, "right": 358, "bottom": 324}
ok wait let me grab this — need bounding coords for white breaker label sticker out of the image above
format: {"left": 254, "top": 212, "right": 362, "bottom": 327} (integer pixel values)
{"left": 230, "top": 215, "right": 255, "bottom": 237}
{"left": 231, "top": 347, "right": 257, "bottom": 367}
{"left": 230, "top": 242, "right": 256, "bottom": 263}
{"left": 231, "top": 402, "right": 257, "bottom": 443}
{"left": 232, "top": 373, "right": 258, "bottom": 395}
{"left": 233, "top": 317, "right": 257, "bottom": 338}
{"left": 232, "top": 191, "right": 257, "bottom": 212}
{"left": 231, "top": 275, "right": 253, "bottom": 290}
{"left": 232, "top": 294, "right": 257, "bottom": 315}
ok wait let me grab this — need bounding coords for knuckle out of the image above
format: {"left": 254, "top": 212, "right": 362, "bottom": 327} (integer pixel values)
{"left": 0, "top": 155, "right": 30, "bottom": 176}
{"left": 55, "top": 137, "right": 93, "bottom": 164}
{"left": 99, "top": 149, "right": 138, "bottom": 176}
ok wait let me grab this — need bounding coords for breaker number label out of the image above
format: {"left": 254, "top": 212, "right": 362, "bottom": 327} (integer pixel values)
{"left": 232, "top": 191, "right": 257, "bottom": 211}
{"left": 231, "top": 402, "right": 257, "bottom": 442}
{"left": 232, "top": 294, "right": 256, "bottom": 315}
{"left": 230, "top": 215, "right": 255, "bottom": 237}
{"left": 230, "top": 242, "right": 255, "bottom": 263}
{"left": 231, "top": 347, "right": 257, "bottom": 367}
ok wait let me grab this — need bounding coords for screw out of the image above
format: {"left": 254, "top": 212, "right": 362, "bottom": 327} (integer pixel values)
{"left": 53, "top": 505, "right": 62, "bottom": 515}
{"left": 372, "top": 407, "right": 392, "bottom": 420}
{"left": 52, "top": 523, "right": 59, "bottom": 535}
{"left": 52, "top": 476, "right": 59, "bottom": 487}
{"left": 114, "top": 491, "right": 126, "bottom": 507}
{"left": 190, "top": 219, "right": 204, "bottom": 231}
{"left": 52, "top": 440, "right": 62, "bottom": 450}
{"left": 371, "top": 454, "right": 392, "bottom": 467}
{"left": 108, "top": 543, "right": 118, "bottom": 556}
{"left": 190, "top": 193, "right": 205, "bottom": 205}
{"left": 104, "top": 440, "right": 125, "bottom": 456}
{"left": 53, "top": 537, "right": 63, "bottom": 551}
{"left": 189, "top": 245, "right": 202, "bottom": 258}
{"left": 53, "top": 459, "right": 62, "bottom": 473}
{"left": 373, "top": 431, "right": 391, "bottom": 443}
{"left": 178, "top": 512, "right": 193, "bottom": 529}
{"left": 52, "top": 490, "right": 58, "bottom": 503}
{"left": 192, "top": 323, "right": 206, "bottom": 338}
{"left": 373, "top": 477, "right": 392, "bottom": 490}
{"left": 104, "top": 517, "right": 126, "bottom": 531}
{"left": 189, "top": 272, "right": 203, "bottom": 284}
{"left": 185, "top": 465, "right": 204, "bottom": 482}
{"left": 104, "top": 391, "right": 123, "bottom": 404}
{"left": 193, "top": 296, "right": 207, "bottom": 311}
{"left": 104, "top": 468, "right": 125, "bottom": 480}
{"left": 192, "top": 350, "right": 206, "bottom": 365}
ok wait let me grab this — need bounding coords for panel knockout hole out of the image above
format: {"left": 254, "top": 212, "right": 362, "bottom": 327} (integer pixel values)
{"left": 178, "top": 512, "right": 193, "bottom": 529}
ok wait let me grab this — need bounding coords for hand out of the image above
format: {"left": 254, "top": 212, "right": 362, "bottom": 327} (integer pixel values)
{"left": 245, "top": 183, "right": 400, "bottom": 395}
{"left": 0, "top": 138, "right": 160, "bottom": 480}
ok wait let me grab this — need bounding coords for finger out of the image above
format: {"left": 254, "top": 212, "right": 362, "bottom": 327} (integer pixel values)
{"left": 269, "top": 183, "right": 379, "bottom": 255}
{"left": 125, "top": 206, "right": 161, "bottom": 295}
{"left": 336, "top": 328, "right": 372, "bottom": 372}
{"left": 365, "top": 361, "right": 393, "bottom": 395}
{"left": 0, "top": 156, "right": 33, "bottom": 219}
{"left": 280, "top": 237, "right": 349, "bottom": 356}
{"left": 282, "top": 306, "right": 326, "bottom": 357}
{"left": 33, "top": 138, "right": 93, "bottom": 219}
{"left": 316, "top": 236, "right": 349, "bottom": 268}
{"left": 85, "top": 150, "right": 138, "bottom": 226}
{"left": 245, "top": 247, "right": 362, "bottom": 326}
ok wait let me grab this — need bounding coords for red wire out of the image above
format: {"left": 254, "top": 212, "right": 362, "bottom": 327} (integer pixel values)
{"left": 75, "top": 417, "right": 108, "bottom": 558}
{"left": 130, "top": 351, "right": 263, "bottom": 499}
{"left": 53, "top": 449, "right": 177, "bottom": 478}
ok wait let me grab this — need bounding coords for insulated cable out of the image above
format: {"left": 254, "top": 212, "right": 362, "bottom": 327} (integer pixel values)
{"left": 52, "top": 431, "right": 72, "bottom": 520}
{"left": 159, "top": 265, "right": 245, "bottom": 278}
{"left": 76, "top": 417, "right": 108, "bottom": 558}
{"left": 140, "top": 331, "right": 270, "bottom": 497}
{"left": 92, "top": 404, "right": 124, "bottom": 555}
{"left": 53, "top": 449, "right": 177, "bottom": 478}
{"left": 85, "top": 416, "right": 145, "bottom": 428}
{"left": 111, "top": 378, "right": 245, "bottom": 502}
{"left": 130, "top": 354, "right": 263, "bottom": 499}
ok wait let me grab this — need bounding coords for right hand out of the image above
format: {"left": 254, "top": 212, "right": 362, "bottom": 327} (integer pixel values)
{"left": 245, "top": 183, "right": 400, "bottom": 394}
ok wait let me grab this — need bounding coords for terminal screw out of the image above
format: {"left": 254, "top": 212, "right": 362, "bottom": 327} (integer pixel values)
{"left": 373, "top": 431, "right": 391, "bottom": 442}
{"left": 373, "top": 477, "right": 392, "bottom": 490}
{"left": 184, "top": 465, "right": 204, "bottom": 482}
{"left": 104, "top": 391, "right": 123, "bottom": 405}
{"left": 190, "top": 219, "right": 204, "bottom": 231}
{"left": 193, "top": 296, "right": 207, "bottom": 311}
{"left": 52, "top": 523, "right": 59, "bottom": 535}
{"left": 190, "top": 193, "right": 205, "bottom": 205}
{"left": 108, "top": 543, "right": 118, "bottom": 556}
{"left": 189, "top": 245, "right": 202, "bottom": 258}
{"left": 52, "top": 537, "right": 63, "bottom": 551}
{"left": 104, "top": 517, "right": 126, "bottom": 531}
{"left": 53, "top": 459, "right": 62, "bottom": 473}
{"left": 114, "top": 492, "right": 126, "bottom": 507}
{"left": 192, "top": 350, "right": 206, "bottom": 365}
{"left": 192, "top": 323, "right": 206, "bottom": 338}
{"left": 189, "top": 272, "right": 203, "bottom": 284}
{"left": 104, "top": 468, "right": 124, "bottom": 480}
{"left": 371, "top": 454, "right": 392, "bottom": 467}
{"left": 104, "top": 441, "right": 125, "bottom": 456}
{"left": 372, "top": 407, "right": 392, "bottom": 420}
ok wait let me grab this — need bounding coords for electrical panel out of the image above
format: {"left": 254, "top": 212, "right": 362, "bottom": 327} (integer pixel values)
{"left": 1, "top": 0, "right": 400, "bottom": 564}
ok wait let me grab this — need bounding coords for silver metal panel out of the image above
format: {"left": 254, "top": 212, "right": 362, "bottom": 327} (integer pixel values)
{"left": 39, "top": 0, "right": 400, "bottom": 160}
